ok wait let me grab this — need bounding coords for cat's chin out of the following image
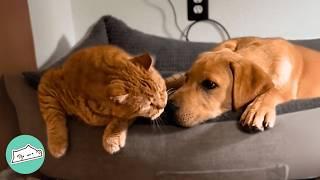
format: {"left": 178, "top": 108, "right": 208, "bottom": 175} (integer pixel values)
{"left": 151, "top": 109, "right": 164, "bottom": 120}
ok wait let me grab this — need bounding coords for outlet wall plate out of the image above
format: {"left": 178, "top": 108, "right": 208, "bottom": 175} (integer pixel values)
{"left": 187, "top": 0, "right": 208, "bottom": 21}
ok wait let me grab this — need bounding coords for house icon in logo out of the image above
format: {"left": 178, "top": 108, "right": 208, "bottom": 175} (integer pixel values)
{"left": 11, "top": 144, "right": 43, "bottom": 164}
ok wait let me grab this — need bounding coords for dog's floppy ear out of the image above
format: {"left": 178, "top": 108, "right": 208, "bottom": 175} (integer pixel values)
{"left": 230, "top": 60, "right": 274, "bottom": 110}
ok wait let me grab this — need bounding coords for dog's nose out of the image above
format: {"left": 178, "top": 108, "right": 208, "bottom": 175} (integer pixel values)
{"left": 167, "top": 100, "right": 179, "bottom": 111}
{"left": 164, "top": 100, "right": 180, "bottom": 125}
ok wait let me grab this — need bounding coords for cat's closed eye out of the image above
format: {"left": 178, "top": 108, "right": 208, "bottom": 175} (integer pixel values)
{"left": 151, "top": 102, "right": 163, "bottom": 109}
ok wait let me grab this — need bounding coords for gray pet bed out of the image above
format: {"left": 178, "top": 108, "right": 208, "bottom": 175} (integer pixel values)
{"left": 17, "top": 16, "right": 320, "bottom": 180}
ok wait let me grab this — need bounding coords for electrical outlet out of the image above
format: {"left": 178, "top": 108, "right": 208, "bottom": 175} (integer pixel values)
{"left": 187, "top": 0, "right": 208, "bottom": 21}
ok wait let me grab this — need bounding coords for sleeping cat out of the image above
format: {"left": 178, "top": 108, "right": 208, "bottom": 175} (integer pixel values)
{"left": 38, "top": 45, "right": 167, "bottom": 158}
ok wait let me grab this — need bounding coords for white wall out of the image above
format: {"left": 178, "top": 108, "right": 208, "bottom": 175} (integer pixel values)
{"left": 28, "top": 0, "right": 320, "bottom": 67}
{"left": 28, "top": 0, "right": 75, "bottom": 68}
{"left": 70, "top": 0, "right": 320, "bottom": 42}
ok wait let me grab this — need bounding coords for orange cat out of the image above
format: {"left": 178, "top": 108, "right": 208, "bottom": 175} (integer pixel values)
{"left": 38, "top": 45, "right": 167, "bottom": 158}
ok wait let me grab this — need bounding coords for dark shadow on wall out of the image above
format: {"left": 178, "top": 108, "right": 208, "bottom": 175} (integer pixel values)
{"left": 38, "top": 17, "right": 106, "bottom": 71}
{"left": 39, "top": 35, "right": 71, "bottom": 71}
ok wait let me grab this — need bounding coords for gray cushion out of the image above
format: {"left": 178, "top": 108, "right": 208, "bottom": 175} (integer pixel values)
{"left": 156, "top": 164, "right": 289, "bottom": 180}
{"left": 5, "top": 73, "right": 320, "bottom": 180}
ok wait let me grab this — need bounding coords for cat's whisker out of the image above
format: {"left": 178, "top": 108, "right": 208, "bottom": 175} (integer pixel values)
{"left": 167, "top": 88, "right": 175, "bottom": 94}
{"left": 162, "top": 117, "right": 168, "bottom": 125}
{"left": 156, "top": 118, "right": 162, "bottom": 127}
{"left": 153, "top": 120, "right": 158, "bottom": 130}
{"left": 158, "top": 116, "right": 165, "bottom": 126}
{"left": 167, "top": 89, "right": 176, "bottom": 96}
{"left": 154, "top": 121, "right": 159, "bottom": 131}
{"left": 154, "top": 118, "right": 160, "bottom": 130}
{"left": 151, "top": 120, "right": 156, "bottom": 131}
{"left": 159, "top": 111, "right": 169, "bottom": 125}
{"left": 157, "top": 120, "right": 163, "bottom": 132}
{"left": 166, "top": 88, "right": 174, "bottom": 92}
{"left": 155, "top": 119, "right": 160, "bottom": 129}
{"left": 154, "top": 117, "right": 165, "bottom": 133}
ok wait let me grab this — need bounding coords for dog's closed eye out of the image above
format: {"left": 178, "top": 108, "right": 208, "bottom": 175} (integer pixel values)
{"left": 201, "top": 80, "right": 217, "bottom": 90}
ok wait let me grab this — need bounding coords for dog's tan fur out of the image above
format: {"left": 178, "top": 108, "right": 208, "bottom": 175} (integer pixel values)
{"left": 169, "top": 37, "right": 320, "bottom": 130}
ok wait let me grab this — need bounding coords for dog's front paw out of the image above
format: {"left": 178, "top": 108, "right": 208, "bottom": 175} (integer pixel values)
{"left": 240, "top": 97, "right": 276, "bottom": 131}
{"left": 103, "top": 131, "right": 126, "bottom": 154}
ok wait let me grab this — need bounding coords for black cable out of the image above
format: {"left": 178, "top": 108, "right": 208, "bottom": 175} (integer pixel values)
{"left": 167, "top": 0, "right": 187, "bottom": 39}
{"left": 185, "top": 19, "right": 231, "bottom": 42}
{"left": 167, "top": 0, "right": 231, "bottom": 41}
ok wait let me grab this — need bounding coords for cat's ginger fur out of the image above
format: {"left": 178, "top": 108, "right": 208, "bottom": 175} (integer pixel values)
{"left": 38, "top": 45, "right": 167, "bottom": 157}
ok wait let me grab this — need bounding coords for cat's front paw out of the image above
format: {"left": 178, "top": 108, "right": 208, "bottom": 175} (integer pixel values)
{"left": 103, "top": 131, "right": 126, "bottom": 154}
{"left": 48, "top": 138, "right": 68, "bottom": 158}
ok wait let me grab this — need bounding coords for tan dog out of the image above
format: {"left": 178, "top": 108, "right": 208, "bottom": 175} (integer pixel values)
{"left": 168, "top": 37, "right": 320, "bottom": 130}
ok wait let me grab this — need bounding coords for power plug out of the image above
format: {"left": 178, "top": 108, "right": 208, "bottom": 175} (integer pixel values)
{"left": 187, "top": 0, "right": 208, "bottom": 21}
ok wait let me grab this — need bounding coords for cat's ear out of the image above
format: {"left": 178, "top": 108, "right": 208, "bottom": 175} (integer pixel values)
{"left": 110, "top": 94, "right": 129, "bottom": 104}
{"left": 131, "top": 53, "right": 153, "bottom": 70}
